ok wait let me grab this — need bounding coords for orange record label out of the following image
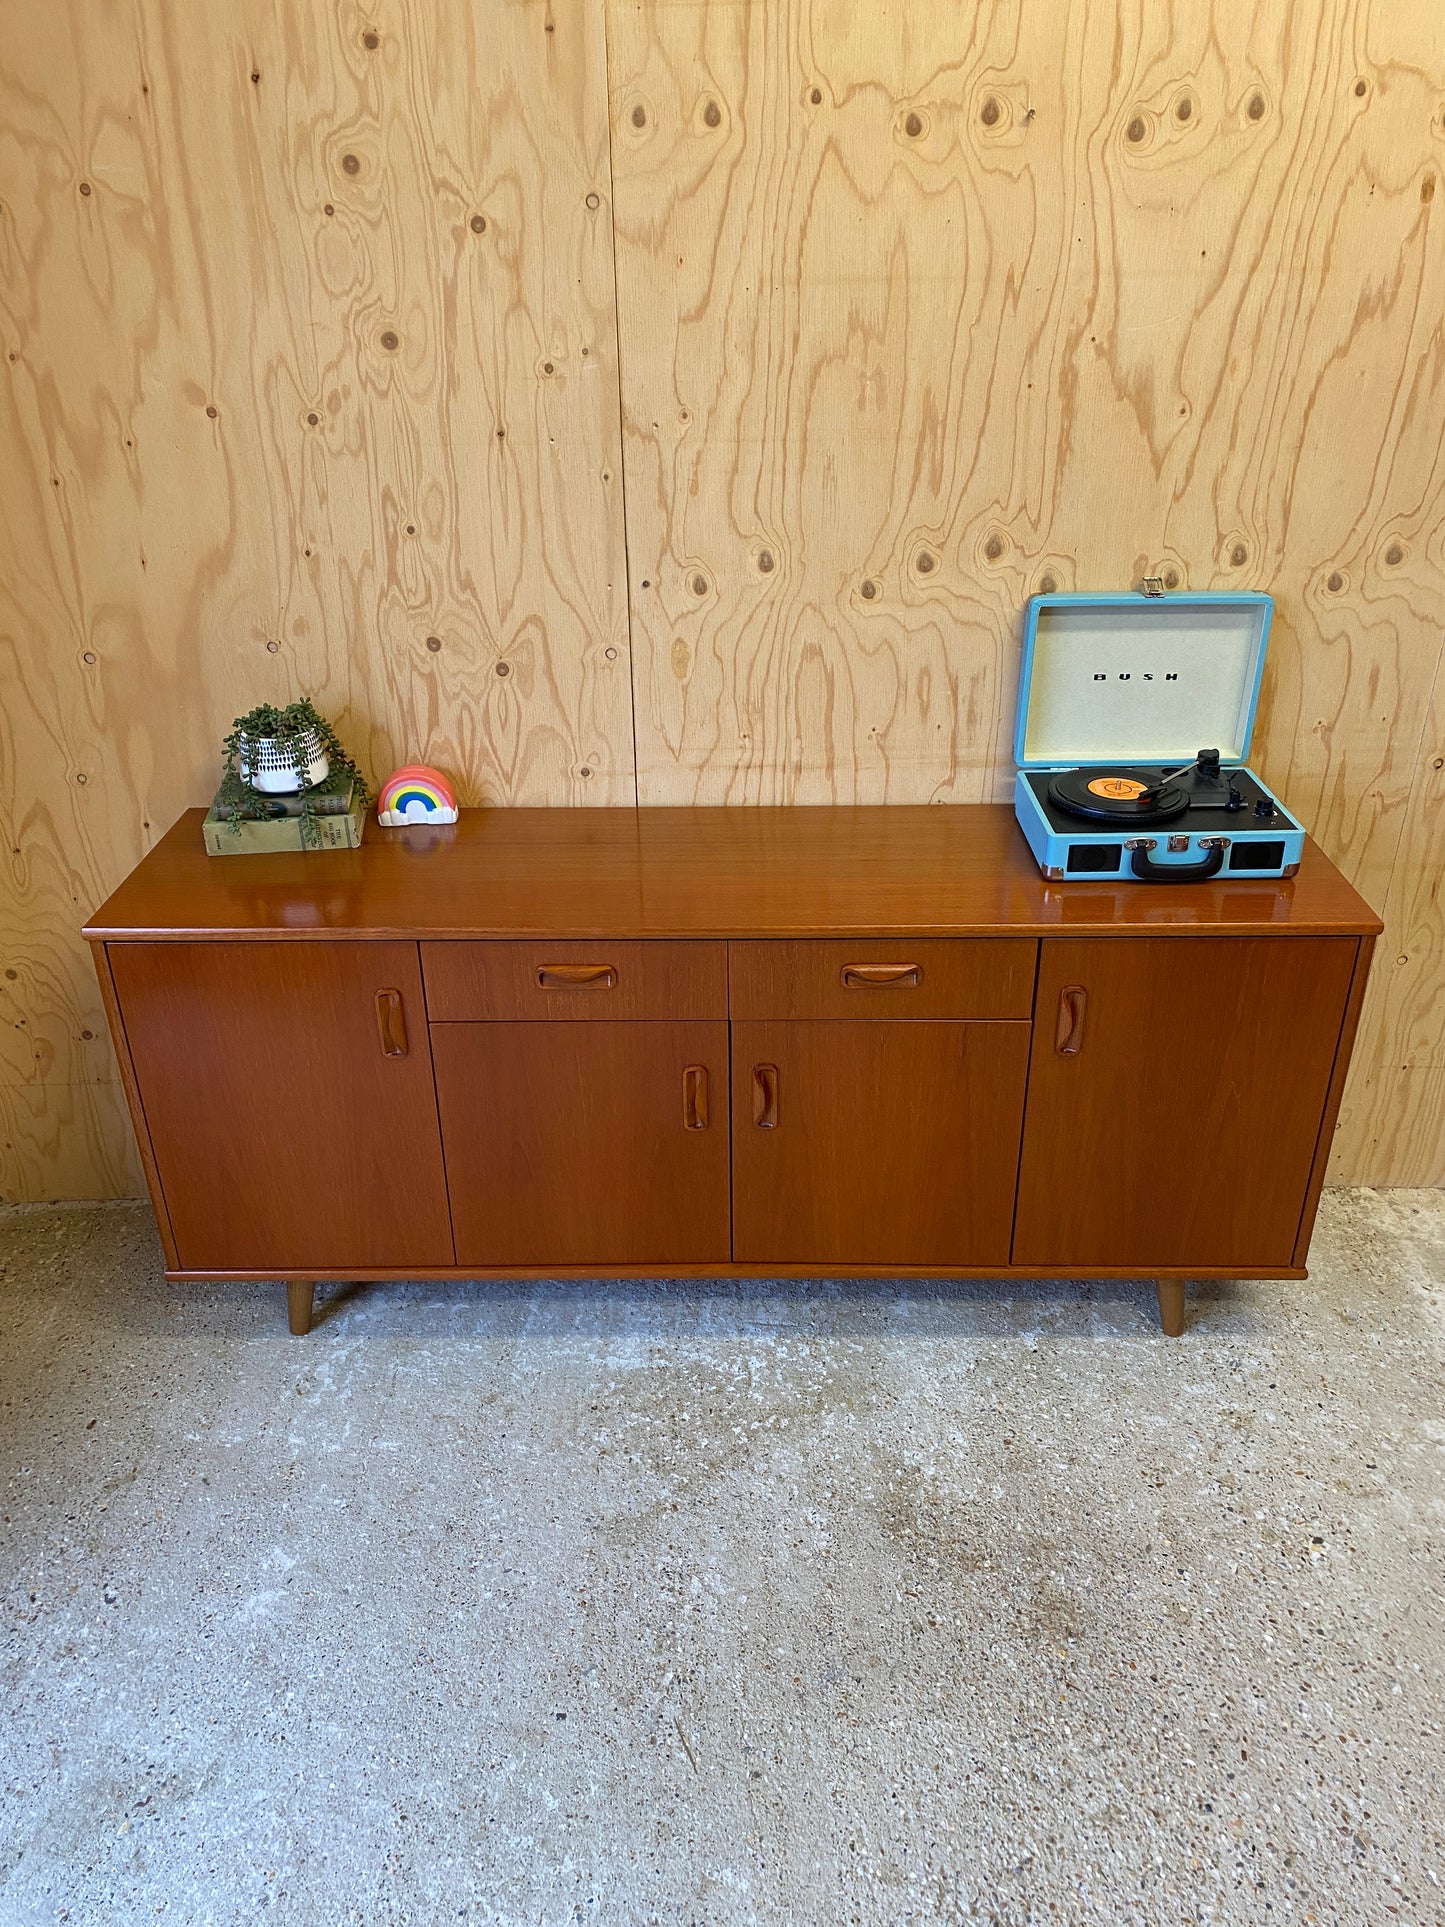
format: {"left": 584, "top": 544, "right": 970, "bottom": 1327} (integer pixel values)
{"left": 1087, "top": 775, "right": 1148, "bottom": 800}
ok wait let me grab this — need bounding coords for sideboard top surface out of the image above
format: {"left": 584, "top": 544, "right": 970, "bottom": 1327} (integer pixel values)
{"left": 85, "top": 806, "right": 1382, "bottom": 942}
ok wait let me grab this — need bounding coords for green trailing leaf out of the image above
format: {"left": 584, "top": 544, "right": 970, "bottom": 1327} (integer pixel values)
{"left": 220, "top": 699, "right": 372, "bottom": 850}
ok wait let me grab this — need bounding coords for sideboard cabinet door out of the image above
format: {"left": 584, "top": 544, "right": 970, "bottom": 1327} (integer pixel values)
{"left": 432, "top": 1020, "right": 731, "bottom": 1266}
{"left": 108, "top": 941, "right": 454, "bottom": 1271}
{"left": 1012, "top": 936, "right": 1359, "bottom": 1270}
{"left": 731, "top": 1020, "right": 1030, "bottom": 1266}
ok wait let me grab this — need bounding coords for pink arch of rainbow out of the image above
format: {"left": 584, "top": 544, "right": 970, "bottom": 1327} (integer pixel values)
{"left": 378, "top": 765, "right": 457, "bottom": 817}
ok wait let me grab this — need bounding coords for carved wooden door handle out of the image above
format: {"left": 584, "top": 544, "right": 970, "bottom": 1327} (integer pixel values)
{"left": 752, "top": 1062, "right": 779, "bottom": 1128}
{"left": 1055, "top": 985, "right": 1087, "bottom": 1056}
{"left": 682, "top": 1064, "right": 709, "bottom": 1130}
{"left": 840, "top": 962, "right": 921, "bottom": 989}
{"left": 375, "top": 987, "right": 409, "bottom": 1057}
{"left": 536, "top": 964, "right": 617, "bottom": 991}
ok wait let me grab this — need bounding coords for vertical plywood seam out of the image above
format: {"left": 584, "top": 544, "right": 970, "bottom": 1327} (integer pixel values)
{"left": 599, "top": 0, "right": 642, "bottom": 810}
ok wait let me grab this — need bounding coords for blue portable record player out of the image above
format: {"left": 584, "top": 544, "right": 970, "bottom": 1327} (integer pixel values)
{"left": 1012, "top": 589, "right": 1304, "bottom": 883}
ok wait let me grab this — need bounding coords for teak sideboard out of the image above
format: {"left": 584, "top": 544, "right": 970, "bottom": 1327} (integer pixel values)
{"left": 85, "top": 806, "right": 1381, "bottom": 1338}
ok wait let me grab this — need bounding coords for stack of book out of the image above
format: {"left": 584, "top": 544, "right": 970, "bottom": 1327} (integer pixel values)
{"left": 203, "top": 769, "right": 367, "bottom": 855}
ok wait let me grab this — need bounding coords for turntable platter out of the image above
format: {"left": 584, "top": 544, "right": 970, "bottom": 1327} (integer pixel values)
{"left": 1046, "top": 769, "right": 1190, "bottom": 825}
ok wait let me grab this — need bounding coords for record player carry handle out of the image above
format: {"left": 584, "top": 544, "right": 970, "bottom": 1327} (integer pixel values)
{"left": 841, "top": 962, "right": 921, "bottom": 989}
{"left": 1128, "top": 844, "right": 1227, "bottom": 884}
{"left": 752, "top": 1063, "right": 779, "bottom": 1129}
{"left": 1055, "top": 986, "right": 1087, "bottom": 1057}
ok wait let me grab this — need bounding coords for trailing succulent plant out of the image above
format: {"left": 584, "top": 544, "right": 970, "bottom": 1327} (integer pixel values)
{"left": 218, "top": 699, "right": 372, "bottom": 848}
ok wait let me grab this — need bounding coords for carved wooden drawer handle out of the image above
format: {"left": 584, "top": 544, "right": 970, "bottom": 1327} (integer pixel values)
{"left": 536, "top": 964, "right": 617, "bottom": 991}
{"left": 682, "top": 1064, "right": 709, "bottom": 1131}
{"left": 840, "top": 962, "right": 921, "bottom": 989}
{"left": 752, "top": 1062, "right": 779, "bottom": 1128}
{"left": 1055, "top": 985, "right": 1087, "bottom": 1056}
{"left": 375, "top": 987, "right": 408, "bottom": 1057}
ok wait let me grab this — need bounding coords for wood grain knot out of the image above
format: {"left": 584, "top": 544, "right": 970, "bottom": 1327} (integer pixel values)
{"left": 810, "top": 87, "right": 822, "bottom": 106}
{"left": 914, "top": 550, "right": 936, "bottom": 574}
{"left": 1247, "top": 92, "right": 1266, "bottom": 120}
{"left": 342, "top": 153, "right": 361, "bottom": 175}
{"left": 1354, "top": 79, "right": 1368, "bottom": 98}
{"left": 692, "top": 573, "right": 709, "bottom": 596}
{"left": 380, "top": 331, "right": 399, "bottom": 351}
{"left": 1423, "top": 176, "right": 1436, "bottom": 204}
{"left": 78, "top": 181, "right": 92, "bottom": 196}
{"left": 757, "top": 550, "right": 775, "bottom": 573}
{"left": 205, "top": 405, "right": 218, "bottom": 419}
{"left": 362, "top": 31, "right": 379, "bottom": 50}
{"left": 1163, "top": 567, "right": 1180, "bottom": 589}
{"left": 980, "top": 97, "right": 1001, "bottom": 127}
{"left": 496, "top": 661, "right": 511, "bottom": 677}
{"left": 471, "top": 213, "right": 487, "bottom": 232}
{"left": 860, "top": 578, "right": 878, "bottom": 600}
{"left": 1230, "top": 544, "right": 1248, "bottom": 567}
{"left": 266, "top": 640, "right": 280, "bottom": 654}
{"left": 1326, "top": 571, "right": 1344, "bottom": 592}
{"left": 1384, "top": 543, "right": 1404, "bottom": 565}
{"left": 75, "top": 772, "right": 88, "bottom": 785}
{"left": 984, "top": 534, "right": 1004, "bottom": 561}
{"left": 426, "top": 635, "right": 442, "bottom": 653}
{"left": 1126, "top": 116, "right": 1146, "bottom": 143}
{"left": 543, "top": 361, "right": 555, "bottom": 375}
{"left": 324, "top": 203, "right": 335, "bottom": 216}
{"left": 1038, "top": 574, "right": 1057, "bottom": 595}
{"left": 251, "top": 72, "right": 260, "bottom": 85}
{"left": 703, "top": 100, "right": 721, "bottom": 128}
{"left": 585, "top": 192, "right": 600, "bottom": 210}
{"left": 904, "top": 112, "right": 923, "bottom": 138}
{"left": 1175, "top": 96, "right": 1194, "bottom": 123}
{"left": 579, "top": 767, "right": 592, "bottom": 779}
{"left": 82, "top": 651, "right": 97, "bottom": 665}
{"left": 306, "top": 411, "right": 319, "bottom": 425}
{"left": 631, "top": 103, "right": 647, "bottom": 129}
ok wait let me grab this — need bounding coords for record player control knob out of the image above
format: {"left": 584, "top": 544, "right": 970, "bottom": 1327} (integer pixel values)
{"left": 1254, "top": 796, "right": 1277, "bottom": 819}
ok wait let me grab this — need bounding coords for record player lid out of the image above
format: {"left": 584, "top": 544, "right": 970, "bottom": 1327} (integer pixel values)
{"left": 1013, "top": 591, "right": 1273, "bottom": 770}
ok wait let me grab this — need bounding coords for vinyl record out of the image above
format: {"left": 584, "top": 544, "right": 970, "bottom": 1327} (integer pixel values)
{"left": 1046, "top": 768, "right": 1189, "bottom": 825}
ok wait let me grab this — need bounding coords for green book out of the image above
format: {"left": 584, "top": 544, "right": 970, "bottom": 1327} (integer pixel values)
{"left": 203, "top": 790, "right": 367, "bottom": 856}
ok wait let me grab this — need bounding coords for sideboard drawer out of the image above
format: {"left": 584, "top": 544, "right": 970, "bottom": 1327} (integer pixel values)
{"left": 422, "top": 939, "right": 728, "bottom": 1022}
{"left": 728, "top": 938, "right": 1037, "bottom": 1021}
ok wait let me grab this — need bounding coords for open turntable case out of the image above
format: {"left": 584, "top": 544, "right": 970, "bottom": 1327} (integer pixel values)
{"left": 1012, "top": 590, "right": 1305, "bottom": 882}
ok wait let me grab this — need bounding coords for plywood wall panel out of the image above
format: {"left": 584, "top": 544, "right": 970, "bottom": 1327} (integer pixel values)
{"left": 0, "top": 0, "right": 630, "bottom": 1199}
{"left": 608, "top": 0, "right": 1445, "bottom": 818}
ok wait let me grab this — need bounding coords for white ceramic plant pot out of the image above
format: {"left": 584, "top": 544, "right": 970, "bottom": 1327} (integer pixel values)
{"left": 239, "top": 730, "right": 329, "bottom": 795}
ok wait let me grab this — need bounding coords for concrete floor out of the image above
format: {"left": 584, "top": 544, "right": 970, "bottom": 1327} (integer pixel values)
{"left": 1, "top": 1195, "right": 1443, "bottom": 1926}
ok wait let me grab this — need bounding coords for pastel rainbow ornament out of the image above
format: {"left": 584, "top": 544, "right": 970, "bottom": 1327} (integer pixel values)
{"left": 378, "top": 764, "right": 459, "bottom": 826}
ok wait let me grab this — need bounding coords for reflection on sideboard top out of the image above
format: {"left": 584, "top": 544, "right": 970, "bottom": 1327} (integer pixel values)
{"left": 84, "top": 804, "right": 1382, "bottom": 944}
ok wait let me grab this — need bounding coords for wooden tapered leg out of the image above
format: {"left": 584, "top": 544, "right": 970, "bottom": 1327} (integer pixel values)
{"left": 1155, "top": 1279, "right": 1186, "bottom": 1337}
{"left": 286, "top": 1281, "right": 315, "bottom": 1336}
